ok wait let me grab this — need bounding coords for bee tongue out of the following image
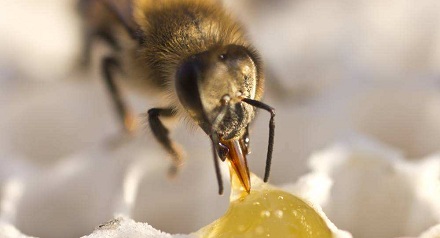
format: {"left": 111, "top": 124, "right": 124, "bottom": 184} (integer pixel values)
{"left": 225, "top": 139, "right": 251, "bottom": 193}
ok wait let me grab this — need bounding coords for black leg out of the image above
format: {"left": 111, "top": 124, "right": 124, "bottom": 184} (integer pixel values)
{"left": 242, "top": 98, "right": 275, "bottom": 183}
{"left": 210, "top": 135, "right": 224, "bottom": 195}
{"left": 101, "top": 56, "right": 136, "bottom": 133}
{"left": 147, "top": 108, "right": 184, "bottom": 176}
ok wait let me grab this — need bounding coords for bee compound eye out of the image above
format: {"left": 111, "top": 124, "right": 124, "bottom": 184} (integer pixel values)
{"left": 175, "top": 57, "right": 205, "bottom": 118}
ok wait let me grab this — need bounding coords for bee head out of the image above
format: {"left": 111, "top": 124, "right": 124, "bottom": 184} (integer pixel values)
{"left": 176, "top": 44, "right": 262, "bottom": 140}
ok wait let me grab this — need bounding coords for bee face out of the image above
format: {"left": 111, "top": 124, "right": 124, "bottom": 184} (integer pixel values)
{"left": 176, "top": 44, "right": 260, "bottom": 139}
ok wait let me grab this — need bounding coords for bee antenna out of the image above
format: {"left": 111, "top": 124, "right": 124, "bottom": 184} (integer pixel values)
{"left": 242, "top": 98, "right": 275, "bottom": 183}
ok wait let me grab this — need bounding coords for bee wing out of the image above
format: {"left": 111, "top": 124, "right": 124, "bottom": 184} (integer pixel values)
{"left": 104, "top": 0, "right": 143, "bottom": 41}
{"left": 79, "top": 0, "right": 142, "bottom": 42}
{"left": 106, "top": 0, "right": 138, "bottom": 30}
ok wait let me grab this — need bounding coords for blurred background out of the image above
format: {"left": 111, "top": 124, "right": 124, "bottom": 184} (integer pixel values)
{"left": 1, "top": 0, "right": 440, "bottom": 237}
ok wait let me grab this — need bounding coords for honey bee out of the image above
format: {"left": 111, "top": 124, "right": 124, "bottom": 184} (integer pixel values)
{"left": 78, "top": 0, "right": 275, "bottom": 194}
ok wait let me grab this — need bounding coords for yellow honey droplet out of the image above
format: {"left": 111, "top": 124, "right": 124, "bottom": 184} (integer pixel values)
{"left": 198, "top": 174, "right": 333, "bottom": 238}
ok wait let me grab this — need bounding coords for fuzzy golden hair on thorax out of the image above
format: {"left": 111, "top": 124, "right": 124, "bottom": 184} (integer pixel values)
{"left": 144, "top": 1, "right": 260, "bottom": 91}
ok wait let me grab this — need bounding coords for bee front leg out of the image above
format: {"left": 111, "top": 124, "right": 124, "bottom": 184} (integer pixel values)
{"left": 148, "top": 108, "right": 184, "bottom": 176}
{"left": 210, "top": 134, "right": 233, "bottom": 195}
{"left": 101, "top": 56, "right": 137, "bottom": 133}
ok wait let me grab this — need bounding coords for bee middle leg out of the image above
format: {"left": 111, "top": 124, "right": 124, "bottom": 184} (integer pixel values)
{"left": 147, "top": 108, "right": 184, "bottom": 176}
{"left": 101, "top": 56, "right": 137, "bottom": 133}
